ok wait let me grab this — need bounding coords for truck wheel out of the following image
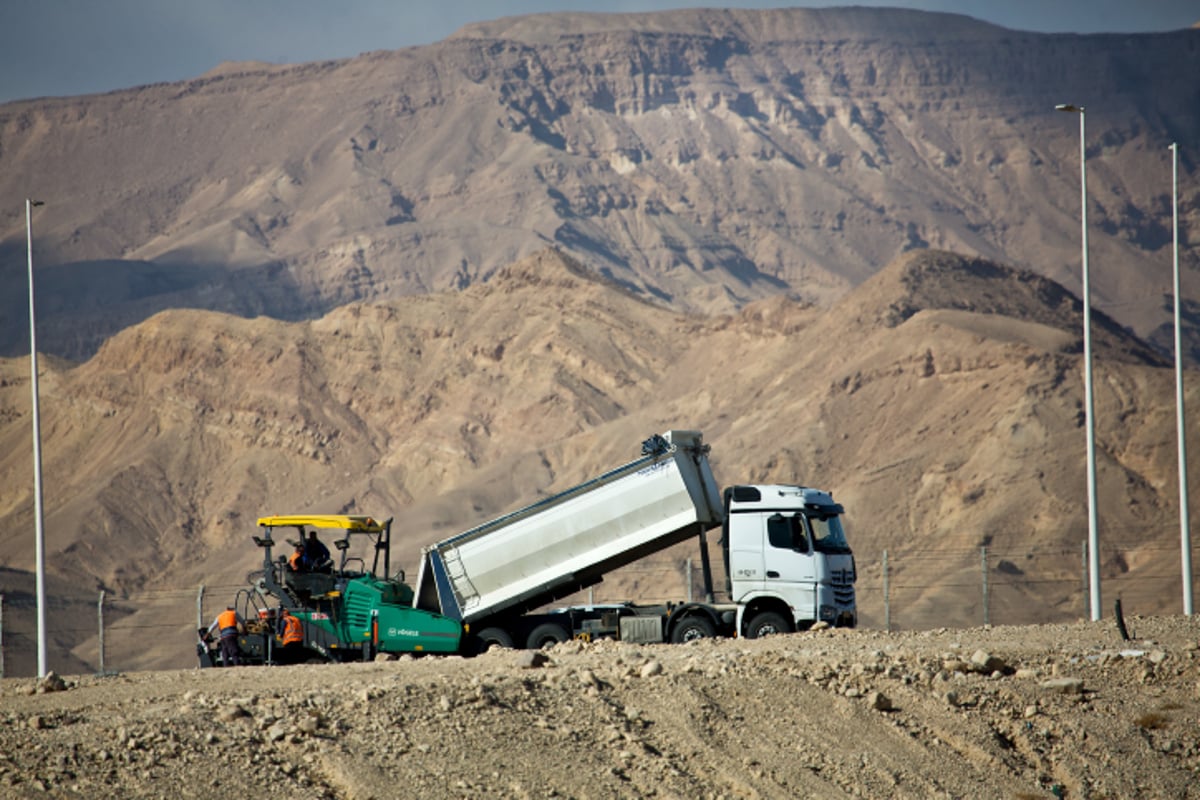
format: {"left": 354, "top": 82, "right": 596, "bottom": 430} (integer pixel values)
{"left": 474, "top": 627, "right": 514, "bottom": 652}
{"left": 525, "top": 623, "right": 570, "bottom": 650}
{"left": 669, "top": 615, "right": 715, "bottom": 644}
{"left": 745, "top": 611, "right": 790, "bottom": 639}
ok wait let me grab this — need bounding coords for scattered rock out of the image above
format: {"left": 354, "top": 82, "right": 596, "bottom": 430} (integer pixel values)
{"left": 639, "top": 660, "right": 663, "bottom": 678}
{"left": 517, "top": 651, "right": 550, "bottom": 669}
{"left": 217, "top": 704, "right": 250, "bottom": 723}
{"left": 868, "top": 691, "right": 893, "bottom": 712}
{"left": 970, "top": 650, "right": 1009, "bottom": 674}
{"left": 36, "top": 672, "right": 67, "bottom": 694}
{"left": 1040, "top": 678, "right": 1085, "bottom": 695}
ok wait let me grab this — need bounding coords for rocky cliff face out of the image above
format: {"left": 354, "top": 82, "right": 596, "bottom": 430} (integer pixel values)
{"left": 0, "top": 8, "right": 1196, "bottom": 361}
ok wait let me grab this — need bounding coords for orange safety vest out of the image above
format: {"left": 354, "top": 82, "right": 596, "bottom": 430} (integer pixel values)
{"left": 216, "top": 609, "right": 239, "bottom": 637}
{"left": 288, "top": 550, "right": 304, "bottom": 571}
{"left": 281, "top": 614, "right": 304, "bottom": 646}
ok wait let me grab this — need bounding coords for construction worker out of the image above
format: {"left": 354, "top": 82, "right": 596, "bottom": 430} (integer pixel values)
{"left": 276, "top": 607, "right": 306, "bottom": 665}
{"left": 304, "top": 529, "right": 332, "bottom": 572}
{"left": 206, "top": 605, "right": 243, "bottom": 667}
{"left": 288, "top": 542, "right": 307, "bottom": 572}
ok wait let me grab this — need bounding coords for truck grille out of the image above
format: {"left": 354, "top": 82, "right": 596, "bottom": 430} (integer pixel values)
{"left": 831, "top": 567, "right": 855, "bottom": 606}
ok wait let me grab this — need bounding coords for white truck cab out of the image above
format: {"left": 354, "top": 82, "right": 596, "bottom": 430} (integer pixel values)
{"left": 725, "top": 484, "right": 857, "bottom": 636}
{"left": 415, "top": 431, "right": 857, "bottom": 650}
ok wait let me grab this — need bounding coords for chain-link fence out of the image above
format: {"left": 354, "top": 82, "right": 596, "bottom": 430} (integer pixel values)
{"left": 551, "top": 540, "right": 1198, "bottom": 632}
{"left": 1, "top": 542, "right": 1195, "bottom": 677}
{"left": 0, "top": 581, "right": 248, "bottom": 679}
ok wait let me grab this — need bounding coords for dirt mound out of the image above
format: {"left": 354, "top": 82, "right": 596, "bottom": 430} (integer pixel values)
{"left": 0, "top": 617, "right": 1197, "bottom": 798}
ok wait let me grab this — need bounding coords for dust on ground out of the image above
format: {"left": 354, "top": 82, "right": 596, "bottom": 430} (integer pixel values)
{"left": 2, "top": 616, "right": 1198, "bottom": 799}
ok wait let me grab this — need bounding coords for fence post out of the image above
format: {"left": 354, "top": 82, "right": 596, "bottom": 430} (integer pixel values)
{"left": 686, "top": 558, "right": 693, "bottom": 603}
{"left": 97, "top": 590, "right": 106, "bottom": 675}
{"left": 981, "top": 546, "right": 989, "bottom": 627}
{"left": 0, "top": 592, "right": 4, "bottom": 679}
{"left": 882, "top": 549, "right": 890, "bottom": 632}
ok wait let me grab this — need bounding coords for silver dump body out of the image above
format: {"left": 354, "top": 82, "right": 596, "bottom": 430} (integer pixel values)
{"left": 414, "top": 430, "right": 724, "bottom": 624}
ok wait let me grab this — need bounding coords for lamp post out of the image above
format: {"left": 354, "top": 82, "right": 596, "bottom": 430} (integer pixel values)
{"left": 1056, "top": 103, "right": 1101, "bottom": 621}
{"left": 25, "top": 198, "right": 47, "bottom": 677}
{"left": 1170, "top": 142, "right": 1193, "bottom": 616}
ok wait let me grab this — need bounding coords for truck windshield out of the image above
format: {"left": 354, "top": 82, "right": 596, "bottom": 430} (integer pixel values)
{"left": 807, "top": 513, "right": 851, "bottom": 554}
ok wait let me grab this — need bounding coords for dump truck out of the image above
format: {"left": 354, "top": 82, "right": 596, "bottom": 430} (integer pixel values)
{"left": 413, "top": 430, "right": 857, "bottom": 650}
{"left": 200, "top": 429, "right": 855, "bottom": 664}
{"left": 199, "top": 515, "right": 461, "bottom": 666}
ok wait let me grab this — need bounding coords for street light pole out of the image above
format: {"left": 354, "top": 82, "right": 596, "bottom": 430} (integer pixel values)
{"left": 25, "top": 198, "right": 48, "bottom": 677}
{"left": 1170, "top": 142, "right": 1193, "bottom": 616}
{"left": 1056, "top": 103, "right": 1101, "bottom": 621}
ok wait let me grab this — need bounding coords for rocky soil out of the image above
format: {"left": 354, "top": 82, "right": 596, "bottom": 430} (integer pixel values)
{"left": 2, "top": 616, "right": 1198, "bottom": 799}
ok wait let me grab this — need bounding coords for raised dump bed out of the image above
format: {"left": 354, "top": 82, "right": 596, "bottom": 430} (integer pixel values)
{"left": 414, "top": 430, "right": 723, "bottom": 625}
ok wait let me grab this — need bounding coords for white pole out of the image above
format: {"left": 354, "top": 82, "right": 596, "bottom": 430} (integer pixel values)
{"left": 1171, "top": 142, "right": 1193, "bottom": 616}
{"left": 981, "top": 546, "right": 989, "bottom": 627}
{"left": 1079, "top": 108, "right": 1101, "bottom": 622}
{"left": 882, "top": 549, "right": 890, "bottom": 632}
{"left": 98, "top": 590, "right": 106, "bottom": 675}
{"left": 26, "top": 198, "right": 48, "bottom": 676}
{"left": 1056, "top": 104, "right": 1101, "bottom": 621}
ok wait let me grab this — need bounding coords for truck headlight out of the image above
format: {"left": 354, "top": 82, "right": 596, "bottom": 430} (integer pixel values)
{"left": 819, "top": 604, "right": 837, "bottom": 621}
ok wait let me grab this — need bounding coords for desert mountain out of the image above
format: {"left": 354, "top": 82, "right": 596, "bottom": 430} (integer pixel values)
{"left": 0, "top": 7, "right": 1197, "bottom": 363}
{"left": 0, "top": 248, "right": 1192, "bottom": 674}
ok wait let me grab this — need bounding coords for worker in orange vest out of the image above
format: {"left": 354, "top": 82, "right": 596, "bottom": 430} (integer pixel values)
{"left": 288, "top": 543, "right": 307, "bottom": 573}
{"left": 205, "top": 606, "right": 243, "bottom": 667}
{"left": 277, "top": 607, "right": 306, "bottom": 664}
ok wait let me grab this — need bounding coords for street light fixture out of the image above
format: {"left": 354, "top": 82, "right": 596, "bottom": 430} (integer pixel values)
{"left": 1170, "top": 142, "right": 1193, "bottom": 616}
{"left": 25, "top": 198, "right": 48, "bottom": 676}
{"left": 1056, "top": 103, "right": 1101, "bottom": 622}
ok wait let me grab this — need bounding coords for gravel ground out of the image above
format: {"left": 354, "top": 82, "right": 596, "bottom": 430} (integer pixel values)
{"left": 2, "top": 616, "right": 1198, "bottom": 799}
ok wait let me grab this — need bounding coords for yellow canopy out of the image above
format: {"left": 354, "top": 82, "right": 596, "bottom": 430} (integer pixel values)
{"left": 256, "top": 515, "right": 386, "bottom": 533}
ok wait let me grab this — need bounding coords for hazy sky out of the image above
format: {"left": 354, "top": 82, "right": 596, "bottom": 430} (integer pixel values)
{"left": 1, "top": 1, "right": 1196, "bottom": 104}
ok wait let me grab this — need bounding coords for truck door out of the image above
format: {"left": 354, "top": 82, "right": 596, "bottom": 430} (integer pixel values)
{"left": 727, "top": 510, "right": 767, "bottom": 596}
{"left": 762, "top": 513, "right": 816, "bottom": 612}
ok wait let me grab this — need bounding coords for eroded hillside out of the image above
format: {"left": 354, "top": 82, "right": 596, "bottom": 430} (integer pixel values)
{"left": 0, "top": 248, "right": 1193, "bottom": 674}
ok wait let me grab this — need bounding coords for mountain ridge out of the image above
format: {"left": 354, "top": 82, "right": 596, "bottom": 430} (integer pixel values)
{"left": 0, "top": 7, "right": 1196, "bottom": 362}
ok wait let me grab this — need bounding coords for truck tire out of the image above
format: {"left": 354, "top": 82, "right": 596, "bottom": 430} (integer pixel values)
{"left": 669, "top": 614, "right": 715, "bottom": 644}
{"left": 745, "top": 611, "right": 790, "bottom": 639}
{"left": 474, "top": 627, "right": 515, "bottom": 652}
{"left": 525, "top": 622, "right": 570, "bottom": 650}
